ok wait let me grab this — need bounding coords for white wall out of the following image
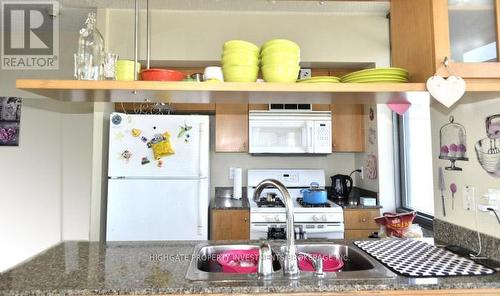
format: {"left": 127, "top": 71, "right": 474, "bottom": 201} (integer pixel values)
{"left": 0, "top": 8, "right": 95, "bottom": 272}
{"left": 104, "top": 9, "right": 390, "bottom": 66}
{"left": 0, "top": 101, "right": 62, "bottom": 272}
{"left": 355, "top": 104, "right": 379, "bottom": 193}
{"left": 431, "top": 96, "right": 500, "bottom": 238}
{"left": 61, "top": 113, "right": 93, "bottom": 240}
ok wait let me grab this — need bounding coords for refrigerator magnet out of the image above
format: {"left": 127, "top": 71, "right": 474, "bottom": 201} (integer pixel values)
{"left": 148, "top": 131, "right": 175, "bottom": 160}
{"left": 157, "top": 159, "right": 163, "bottom": 168}
{"left": 115, "top": 132, "right": 125, "bottom": 141}
{"left": 141, "top": 157, "right": 150, "bottom": 165}
{"left": 111, "top": 114, "right": 122, "bottom": 125}
{"left": 120, "top": 150, "right": 132, "bottom": 163}
{"left": 131, "top": 128, "right": 142, "bottom": 137}
{"left": 178, "top": 123, "right": 192, "bottom": 143}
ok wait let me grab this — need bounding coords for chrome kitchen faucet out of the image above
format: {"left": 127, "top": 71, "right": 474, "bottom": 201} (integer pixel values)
{"left": 253, "top": 179, "right": 300, "bottom": 279}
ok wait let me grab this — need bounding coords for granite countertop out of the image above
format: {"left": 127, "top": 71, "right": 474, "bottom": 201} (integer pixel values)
{"left": 330, "top": 187, "right": 382, "bottom": 210}
{"left": 211, "top": 187, "right": 249, "bottom": 210}
{"left": 1, "top": 240, "right": 499, "bottom": 296}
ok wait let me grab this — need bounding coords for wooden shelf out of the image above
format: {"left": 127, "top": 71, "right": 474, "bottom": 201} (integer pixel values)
{"left": 16, "top": 79, "right": 429, "bottom": 104}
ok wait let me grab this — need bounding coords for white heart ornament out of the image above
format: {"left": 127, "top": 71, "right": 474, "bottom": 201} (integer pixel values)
{"left": 426, "top": 75, "right": 466, "bottom": 108}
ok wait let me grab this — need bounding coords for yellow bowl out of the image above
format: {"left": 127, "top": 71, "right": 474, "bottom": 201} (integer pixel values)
{"left": 222, "top": 51, "right": 260, "bottom": 66}
{"left": 261, "top": 39, "right": 300, "bottom": 51}
{"left": 223, "top": 65, "right": 259, "bottom": 82}
{"left": 261, "top": 52, "right": 300, "bottom": 66}
{"left": 261, "top": 64, "right": 300, "bottom": 83}
{"left": 223, "top": 40, "right": 259, "bottom": 54}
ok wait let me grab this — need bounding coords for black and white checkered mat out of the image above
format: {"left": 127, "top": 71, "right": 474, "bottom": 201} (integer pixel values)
{"left": 354, "top": 239, "right": 495, "bottom": 277}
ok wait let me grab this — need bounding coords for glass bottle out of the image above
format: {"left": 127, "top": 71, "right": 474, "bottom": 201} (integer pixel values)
{"left": 76, "top": 12, "right": 105, "bottom": 80}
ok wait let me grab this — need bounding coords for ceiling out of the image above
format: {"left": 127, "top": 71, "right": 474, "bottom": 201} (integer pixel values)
{"left": 59, "top": 0, "right": 389, "bottom": 14}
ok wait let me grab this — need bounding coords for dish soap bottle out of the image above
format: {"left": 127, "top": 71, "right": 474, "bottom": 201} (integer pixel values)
{"left": 75, "top": 12, "right": 104, "bottom": 80}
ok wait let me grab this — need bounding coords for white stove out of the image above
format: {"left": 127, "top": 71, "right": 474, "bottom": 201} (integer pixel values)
{"left": 248, "top": 169, "right": 344, "bottom": 240}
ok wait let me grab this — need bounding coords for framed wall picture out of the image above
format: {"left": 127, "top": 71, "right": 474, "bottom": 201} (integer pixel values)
{"left": 0, "top": 97, "right": 21, "bottom": 146}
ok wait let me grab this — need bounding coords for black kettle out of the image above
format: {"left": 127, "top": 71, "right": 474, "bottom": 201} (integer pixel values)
{"left": 330, "top": 174, "right": 353, "bottom": 199}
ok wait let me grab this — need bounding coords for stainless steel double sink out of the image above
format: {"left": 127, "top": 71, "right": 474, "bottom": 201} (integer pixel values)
{"left": 186, "top": 242, "right": 395, "bottom": 281}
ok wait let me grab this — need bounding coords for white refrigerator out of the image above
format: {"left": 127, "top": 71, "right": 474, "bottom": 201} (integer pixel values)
{"left": 106, "top": 113, "right": 209, "bottom": 241}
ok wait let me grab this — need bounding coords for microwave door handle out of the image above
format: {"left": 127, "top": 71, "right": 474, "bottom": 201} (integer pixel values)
{"left": 307, "top": 122, "right": 313, "bottom": 152}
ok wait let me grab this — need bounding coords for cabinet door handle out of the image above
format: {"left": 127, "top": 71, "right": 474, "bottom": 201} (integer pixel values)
{"left": 361, "top": 218, "right": 367, "bottom": 222}
{"left": 244, "top": 218, "right": 248, "bottom": 222}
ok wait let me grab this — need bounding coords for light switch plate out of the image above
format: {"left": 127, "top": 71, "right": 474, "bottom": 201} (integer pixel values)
{"left": 463, "top": 185, "right": 475, "bottom": 211}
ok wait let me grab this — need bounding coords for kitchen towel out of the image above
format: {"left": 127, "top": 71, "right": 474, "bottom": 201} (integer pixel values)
{"left": 354, "top": 239, "right": 495, "bottom": 277}
{"left": 232, "top": 168, "right": 242, "bottom": 200}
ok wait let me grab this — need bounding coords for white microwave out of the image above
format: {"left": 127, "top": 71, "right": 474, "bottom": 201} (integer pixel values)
{"left": 248, "top": 111, "right": 332, "bottom": 154}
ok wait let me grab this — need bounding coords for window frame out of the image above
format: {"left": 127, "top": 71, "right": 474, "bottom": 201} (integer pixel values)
{"left": 393, "top": 113, "right": 434, "bottom": 230}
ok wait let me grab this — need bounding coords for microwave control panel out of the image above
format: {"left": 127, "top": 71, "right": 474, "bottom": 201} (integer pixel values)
{"left": 314, "top": 121, "right": 332, "bottom": 153}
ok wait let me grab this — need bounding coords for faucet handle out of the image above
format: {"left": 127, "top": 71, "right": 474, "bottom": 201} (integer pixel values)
{"left": 258, "top": 242, "right": 273, "bottom": 278}
{"left": 298, "top": 252, "right": 325, "bottom": 278}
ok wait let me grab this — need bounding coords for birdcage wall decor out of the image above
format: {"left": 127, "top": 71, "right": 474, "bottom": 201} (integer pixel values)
{"left": 439, "top": 116, "right": 468, "bottom": 171}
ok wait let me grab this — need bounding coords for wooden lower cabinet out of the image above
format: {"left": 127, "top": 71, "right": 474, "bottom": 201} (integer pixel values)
{"left": 344, "top": 229, "right": 377, "bottom": 240}
{"left": 211, "top": 209, "right": 250, "bottom": 240}
{"left": 344, "top": 208, "right": 380, "bottom": 240}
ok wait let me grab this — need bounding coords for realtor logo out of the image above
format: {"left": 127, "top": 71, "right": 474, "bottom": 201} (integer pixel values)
{"left": 1, "top": 1, "right": 59, "bottom": 70}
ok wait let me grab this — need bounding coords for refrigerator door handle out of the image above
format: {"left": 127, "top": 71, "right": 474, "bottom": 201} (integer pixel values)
{"left": 198, "top": 122, "right": 208, "bottom": 179}
{"left": 197, "top": 179, "right": 203, "bottom": 235}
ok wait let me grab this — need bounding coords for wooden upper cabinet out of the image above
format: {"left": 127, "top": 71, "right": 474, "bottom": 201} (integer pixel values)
{"left": 215, "top": 104, "right": 248, "bottom": 152}
{"left": 331, "top": 104, "right": 365, "bottom": 153}
{"left": 391, "top": 0, "right": 500, "bottom": 80}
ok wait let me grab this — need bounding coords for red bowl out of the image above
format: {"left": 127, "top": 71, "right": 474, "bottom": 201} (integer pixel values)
{"left": 141, "top": 69, "right": 185, "bottom": 81}
{"left": 298, "top": 253, "right": 344, "bottom": 272}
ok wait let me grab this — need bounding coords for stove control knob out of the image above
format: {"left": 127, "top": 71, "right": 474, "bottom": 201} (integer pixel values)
{"left": 321, "top": 215, "right": 327, "bottom": 222}
{"left": 265, "top": 216, "right": 273, "bottom": 222}
{"left": 312, "top": 215, "right": 320, "bottom": 222}
{"left": 274, "top": 216, "right": 280, "bottom": 222}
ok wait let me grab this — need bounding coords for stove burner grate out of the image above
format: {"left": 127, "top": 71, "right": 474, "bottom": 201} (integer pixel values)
{"left": 296, "top": 198, "right": 331, "bottom": 208}
{"left": 256, "top": 197, "right": 285, "bottom": 208}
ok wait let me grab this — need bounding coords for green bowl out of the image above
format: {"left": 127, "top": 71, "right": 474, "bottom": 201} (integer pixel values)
{"left": 223, "top": 40, "right": 259, "bottom": 54}
{"left": 261, "top": 52, "right": 300, "bottom": 66}
{"left": 261, "top": 64, "right": 300, "bottom": 83}
{"left": 261, "top": 39, "right": 300, "bottom": 52}
{"left": 222, "top": 51, "right": 260, "bottom": 66}
{"left": 261, "top": 43, "right": 300, "bottom": 57}
{"left": 223, "top": 65, "right": 259, "bottom": 82}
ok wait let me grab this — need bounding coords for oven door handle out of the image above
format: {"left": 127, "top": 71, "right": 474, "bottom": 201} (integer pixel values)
{"left": 301, "top": 226, "right": 344, "bottom": 234}
{"left": 251, "top": 224, "right": 285, "bottom": 231}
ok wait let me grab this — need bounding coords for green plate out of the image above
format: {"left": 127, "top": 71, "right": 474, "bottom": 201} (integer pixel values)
{"left": 342, "top": 72, "right": 408, "bottom": 81}
{"left": 342, "top": 74, "right": 408, "bottom": 83}
{"left": 341, "top": 77, "right": 408, "bottom": 83}
{"left": 298, "top": 76, "right": 340, "bottom": 83}
{"left": 341, "top": 67, "right": 409, "bottom": 80}
{"left": 298, "top": 79, "right": 341, "bottom": 83}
